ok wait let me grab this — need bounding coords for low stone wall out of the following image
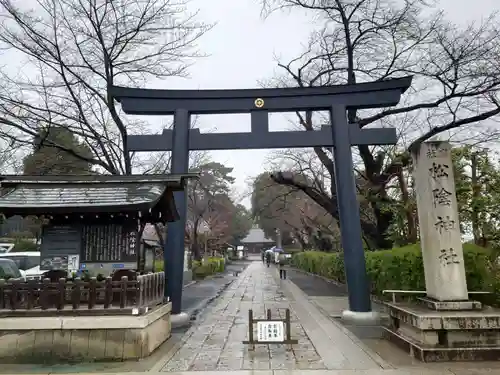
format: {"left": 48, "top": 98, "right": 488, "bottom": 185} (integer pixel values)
{"left": 0, "top": 303, "right": 172, "bottom": 363}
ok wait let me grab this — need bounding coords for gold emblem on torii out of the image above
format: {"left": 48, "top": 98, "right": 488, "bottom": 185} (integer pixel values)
{"left": 254, "top": 98, "right": 264, "bottom": 108}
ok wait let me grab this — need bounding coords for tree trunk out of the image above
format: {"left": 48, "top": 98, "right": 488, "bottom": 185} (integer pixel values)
{"left": 191, "top": 221, "right": 201, "bottom": 260}
{"left": 191, "top": 242, "right": 201, "bottom": 261}
{"left": 154, "top": 224, "right": 166, "bottom": 249}
{"left": 368, "top": 188, "right": 395, "bottom": 249}
{"left": 397, "top": 169, "right": 418, "bottom": 244}
{"left": 293, "top": 230, "right": 308, "bottom": 250}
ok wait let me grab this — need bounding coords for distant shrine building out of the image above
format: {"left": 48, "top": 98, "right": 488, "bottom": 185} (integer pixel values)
{"left": 240, "top": 226, "right": 274, "bottom": 253}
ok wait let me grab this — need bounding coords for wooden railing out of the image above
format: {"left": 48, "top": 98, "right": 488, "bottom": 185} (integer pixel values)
{"left": 0, "top": 272, "right": 165, "bottom": 316}
{"left": 137, "top": 272, "right": 165, "bottom": 308}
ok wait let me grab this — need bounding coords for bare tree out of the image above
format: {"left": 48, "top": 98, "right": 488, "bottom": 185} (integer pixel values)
{"left": 0, "top": 0, "right": 212, "bottom": 174}
{"left": 251, "top": 169, "right": 340, "bottom": 250}
{"left": 261, "top": 0, "right": 500, "bottom": 248}
{"left": 0, "top": 136, "right": 21, "bottom": 173}
{"left": 185, "top": 162, "right": 235, "bottom": 259}
{"left": 203, "top": 195, "right": 235, "bottom": 251}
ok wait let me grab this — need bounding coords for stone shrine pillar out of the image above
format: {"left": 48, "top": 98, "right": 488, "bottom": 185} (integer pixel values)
{"left": 411, "top": 141, "right": 468, "bottom": 302}
{"left": 382, "top": 141, "right": 497, "bottom": 361}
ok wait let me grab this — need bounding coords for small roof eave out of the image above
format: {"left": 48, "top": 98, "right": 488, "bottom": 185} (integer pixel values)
{"left": 0, "top": 173, "right": 198, "bottom": 186}
{"left": 241, "top": 239, "right": 275, "bottom": 244}
{"left": 0, "top": 173, "right": 196, "bottom": 219}
{"left": 240, "top": 228, "right": 275, "bottom": 244}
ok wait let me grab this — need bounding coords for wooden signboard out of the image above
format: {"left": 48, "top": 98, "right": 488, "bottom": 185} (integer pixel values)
{"left": 242, "top": 308, "right": 298, "bottom": 351}
{"left": 39, "top": 225, "right": 81, "bottom": 271}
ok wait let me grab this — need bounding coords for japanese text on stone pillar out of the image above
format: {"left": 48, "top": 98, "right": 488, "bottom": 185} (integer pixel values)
{"left": 427, "top": 143, "right": 461, "bottom": 267}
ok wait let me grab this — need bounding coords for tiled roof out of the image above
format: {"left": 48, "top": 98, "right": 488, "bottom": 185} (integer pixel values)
{"left": 0, "top": 174, "right": 195, "bottom": 217}
{"left": 241, "top": 228, "right": 274, "bottom": 244}
{"left": 0, "top": 183, "right": 165, "bottom": 208}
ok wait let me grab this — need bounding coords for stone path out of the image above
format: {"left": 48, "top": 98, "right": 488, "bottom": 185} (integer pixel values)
{"left": 3, "top": 370, "right": 499, "bottom": 375}
{"left": 159, "top": 261, "right": 384, "bottom": 372}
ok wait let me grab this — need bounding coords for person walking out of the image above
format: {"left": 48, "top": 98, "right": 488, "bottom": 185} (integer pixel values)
{"left": 277, "top": 252, "right": 288, "bottom": 279}
{"left": 265, "top": 251, "right": 271, "bottom": 267}
{"left": 261, "top": 250, "right": 265, "bottom": 263}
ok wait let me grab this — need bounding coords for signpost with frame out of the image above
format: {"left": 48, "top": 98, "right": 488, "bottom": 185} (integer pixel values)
{"left": 242, "top": 308, "right": 298, "bottom": 351}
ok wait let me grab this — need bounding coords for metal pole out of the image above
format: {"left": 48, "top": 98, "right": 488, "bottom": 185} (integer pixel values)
{"left": 329, "top": 105, "right": 371, "bottom": 313}
{"left": 165, "top": 109, "right": 190, "bottom": 314}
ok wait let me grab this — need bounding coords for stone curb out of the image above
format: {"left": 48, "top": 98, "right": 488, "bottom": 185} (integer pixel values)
{"left": 184, "top": 262, "right": 250, "bottom": 321}
{"left": 148, "top": 329, "right": 196, "bottom": 372}
{"left": 276, "top": 270, "right": 392, "bottom": 370}
{"left": 188, "top": 279, "right": 235, "bottom": 321}
{"left": 183, "top": 280, "right": 197, "bottom": 289}
{"left": 186, "top": 264, "right": 238, "bottom": 285}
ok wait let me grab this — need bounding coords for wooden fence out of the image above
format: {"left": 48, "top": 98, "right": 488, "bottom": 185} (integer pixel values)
{"left": 0, "top": 272, "right": 165, "bottom": 316}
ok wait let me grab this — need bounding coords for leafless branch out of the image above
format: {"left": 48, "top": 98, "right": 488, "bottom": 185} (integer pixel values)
{"left": 0, "top": 0, "right": 212, "bottom": 174}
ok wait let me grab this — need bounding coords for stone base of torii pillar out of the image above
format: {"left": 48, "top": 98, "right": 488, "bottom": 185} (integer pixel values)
{"left": 383, "top": 141, "right": 500, "bottom": 362}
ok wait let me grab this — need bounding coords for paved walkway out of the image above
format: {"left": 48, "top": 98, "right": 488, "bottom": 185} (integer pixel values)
{"left": 156, "top": 261, "right": 385, "bottom": 372}
{"left": 2, "top": 260, "right": 497, "bottom": 374}
{"left": 1, "top": 370, "right": 495, "bottom": 375}
{"left": 180, "top": 260, "right": 251, "bottom": 322}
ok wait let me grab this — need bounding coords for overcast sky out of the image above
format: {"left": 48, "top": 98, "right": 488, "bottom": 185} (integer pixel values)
{"left": 141, "top": 0, "right": 496, "bottom": 207}
{"left": 10, "top": 0, "right": 497, "bottom": 207}
{"left": 142, "top": 0, "right": 317, "bottom": 205}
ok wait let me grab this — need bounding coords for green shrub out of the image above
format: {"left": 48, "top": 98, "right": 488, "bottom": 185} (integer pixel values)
{"left": 153, "top": 257, "right": 225, "bottom": 279}
{"left": 291, "top": 244, "right": 496, "bottom": 302}
{"left": 12, "top": 240, "right": 38, "bottom": 252}
{"left": 282, "top": 247, "right": 303, "bottom": 254}
{"left": 154, "top": 261, "right": 164, "bottom": 272}
{"left": 192, "top": 257, "right": 225, "bottom": 279}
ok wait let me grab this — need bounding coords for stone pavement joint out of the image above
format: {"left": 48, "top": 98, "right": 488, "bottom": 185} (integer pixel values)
{"left": 159, "top": 261, "right": 385, "bottom": 372}
{"left": 1, "top": 370, "right": 497, "bottom": 375}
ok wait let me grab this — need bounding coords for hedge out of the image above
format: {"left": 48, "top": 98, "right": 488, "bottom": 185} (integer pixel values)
{"left": 192, "top": 257, "right": 225, "bottom": 279}
{"left": 291, "top": 243, "right": 499, "bottom": 305}
{"left": 154, "top": 256, "right": 225, "bottom": 280}
{"left": 12, "top": 240, "right": 38, "bottom": 252}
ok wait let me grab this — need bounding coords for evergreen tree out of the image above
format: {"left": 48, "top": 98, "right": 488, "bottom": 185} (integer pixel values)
{"left": 23, "top": 127, "right": 94, "bottom": 175}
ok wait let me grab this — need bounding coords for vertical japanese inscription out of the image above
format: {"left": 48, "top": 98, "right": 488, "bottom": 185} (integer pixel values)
{"left": 412, "top": 141, "right": 469, "bottom": 300}
{"left": 426, "top": 142, "right": 449, "bottom": 159}
{"left": 427, "top": 143, "right": 461, "bottom": 267}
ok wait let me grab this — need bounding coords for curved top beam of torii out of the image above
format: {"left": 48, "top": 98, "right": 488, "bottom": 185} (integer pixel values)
{"left": 110, "top": 76, "right": 412, "bottom": 115}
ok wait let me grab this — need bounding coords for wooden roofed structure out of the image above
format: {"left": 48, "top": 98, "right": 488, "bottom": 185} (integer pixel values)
{"left": 0, "top": 174, "right": 195, "bottom": 273}
{"left": 241, "top": 227, "right": 274, "bottom": 253}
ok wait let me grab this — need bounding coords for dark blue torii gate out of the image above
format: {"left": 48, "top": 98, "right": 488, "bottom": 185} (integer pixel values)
{"left": 110, "top": 76, "right": 412, "bottom": 321}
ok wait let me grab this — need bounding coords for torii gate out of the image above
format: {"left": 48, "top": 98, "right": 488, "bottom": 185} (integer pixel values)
{"left": 110, "top": 76, "right": 412, "bottom": 324}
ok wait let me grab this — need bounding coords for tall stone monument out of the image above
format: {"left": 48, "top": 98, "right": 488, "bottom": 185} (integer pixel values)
{"left": 383, "top": 141, "right": 500, "bottom": 362}
{"left": 411, "top": 141, "right": 468, "bottom": 303}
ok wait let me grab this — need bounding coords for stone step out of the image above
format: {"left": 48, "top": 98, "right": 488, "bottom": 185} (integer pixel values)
{"left": 384, "top": 326, "right": 500, "bottom": 362}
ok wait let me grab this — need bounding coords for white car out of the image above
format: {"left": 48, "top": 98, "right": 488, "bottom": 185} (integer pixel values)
{"left": 0, "top": 251, "right": 44, "bottom": 280}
